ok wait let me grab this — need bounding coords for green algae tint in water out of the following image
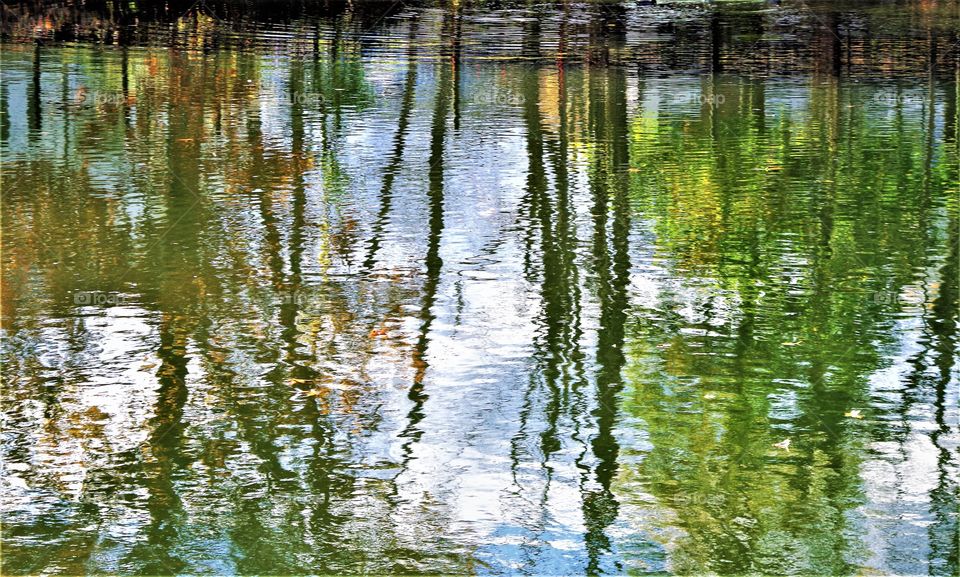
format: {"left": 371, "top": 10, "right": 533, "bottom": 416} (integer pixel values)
{"left": 1, "top": 3, "right": 959, "bottom": 574}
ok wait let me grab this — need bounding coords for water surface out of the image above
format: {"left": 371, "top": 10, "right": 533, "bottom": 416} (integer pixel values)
{"left": 1, "top": 2, "right": 959, "bottom": 574}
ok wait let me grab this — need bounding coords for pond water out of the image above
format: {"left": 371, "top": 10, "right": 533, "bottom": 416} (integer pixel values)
{"left": 1, "top": 1, "right": 958, "bottom": 574}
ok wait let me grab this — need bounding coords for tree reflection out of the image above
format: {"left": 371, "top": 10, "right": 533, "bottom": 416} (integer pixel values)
{"left": 1, "top": 13, "right": 957, "bottom": 574}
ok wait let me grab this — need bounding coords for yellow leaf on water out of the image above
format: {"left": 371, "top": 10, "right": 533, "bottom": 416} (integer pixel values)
{"left": 844, "top": 409, "right": 863, "bottom": 419}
